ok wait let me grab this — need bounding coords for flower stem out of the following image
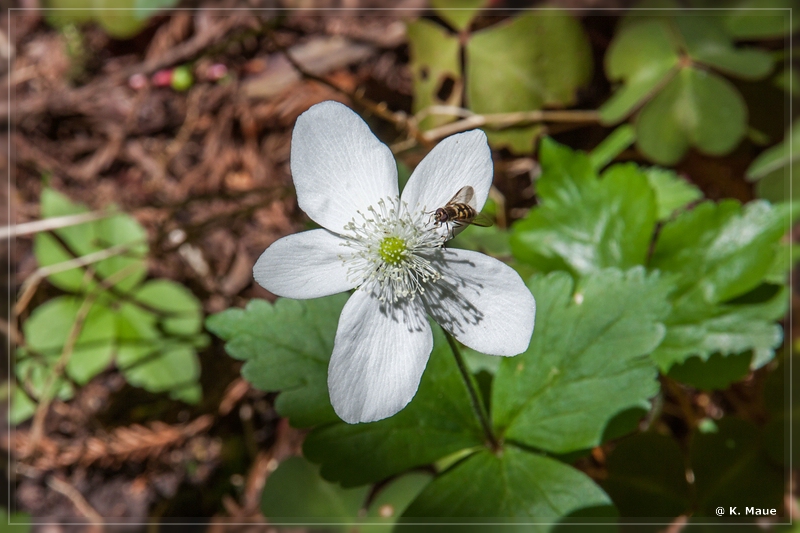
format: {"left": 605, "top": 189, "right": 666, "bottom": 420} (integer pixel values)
{"left": 442, "top": 328, "right": 501, "bottom": 452}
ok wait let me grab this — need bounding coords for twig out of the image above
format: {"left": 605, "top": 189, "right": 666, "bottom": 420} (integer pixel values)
{"left": 47, "top": 475, "right": 104, "bottom": 524}
{"left": 420, "top": 108, "right": 601, "bottom": 142}
{"left": 14, "top": 242, "right": 145, "bottom": 316}
{"left": 1, "top": 211, "right": 113, "bottom": 240}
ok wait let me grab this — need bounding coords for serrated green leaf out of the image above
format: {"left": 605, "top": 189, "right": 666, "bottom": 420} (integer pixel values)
{"left": 667, "top": 351, "right": 753, "bottom": 390}
{"left": 511, "top": 138, "right": 657, "bottom": 276}
{"left": 644, "top": 167, "right": 703, "bottom": 220}
{"left": 492, "top": 269, "right": 669, "bottom": 454}
{"left": 260, "top": 456, "right": 369, "bottom": 527}
{"left": 602, "top": 432, "right": 690, "bottom": 518}
{"left": 402, "top": 446, "right": 614, "bottom": 519}
{"left": 651, "top": 285, "right": 787, "bottom": 370}
{"left": 691, "top": 418, "right": 785, "bottom": 517}
{"left": 23, "top": 295, "right": 116, "bottom": 385}
{"left": 651, "top": 200, "right": 788, "bottom": 305}
{"left": 431, "top": 0, "right": 485, "bottom": 31}
{"left": 407, "top": 19, "right": 462, "bottom": 131}
{"left": 207, "top": 294, "right": 348, "bottom": 427}
{"left": 466, "top": 11, "right": 592, "bottom": 151}
{"left": 600, "top": 19, "right": 680, "bottom": 124}
{"left": 303, "top": 327, "right": 484, "bottom": 487}
{"left": 636, "top": 67, "right": 747, "bottom": 165}
{"left": 675, "top": 16, "right": 773, "bottom": 80}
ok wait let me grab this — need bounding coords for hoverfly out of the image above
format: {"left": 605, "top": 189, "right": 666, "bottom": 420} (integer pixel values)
{"left": 432, "top": 185, "right": 494, "bottom": 240}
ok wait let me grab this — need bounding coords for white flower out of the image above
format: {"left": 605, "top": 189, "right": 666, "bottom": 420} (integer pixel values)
{"left": 254, "top": 101, "right": 536, "bottom": 424}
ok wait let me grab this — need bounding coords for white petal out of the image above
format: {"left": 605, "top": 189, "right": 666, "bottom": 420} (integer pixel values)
{"left": 328, "top": 289, "right": 432, "bottom": 423}
{"left": 253, "top": 229, "right": 356, "bottom": 299}
{"left": 423, "top": 249, "right": 535, "bottom": 356}
{"left": 400, "top": 130, "right": 493, "bottom": 217}
{"left": 291, "top": 101, "right": 398, "bottom": 233}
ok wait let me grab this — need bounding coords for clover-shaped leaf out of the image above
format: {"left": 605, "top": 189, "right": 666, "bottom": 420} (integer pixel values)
{"left": 466, "top": 11, "right": 592, "bottom": 153}
{"left": 636, "top": 67, "right": 747, "bottom": 165}
{"left": 34, "top": 188, "right": 148, "bottom": 294}
{"left": 407, "top": 19, "right": 462, "bottom": 131}
{"left": 602, "top": 13, "right": 773, "bottom": 164}
{"left": 600, "top": 19, "right": 680, "bottom": 125}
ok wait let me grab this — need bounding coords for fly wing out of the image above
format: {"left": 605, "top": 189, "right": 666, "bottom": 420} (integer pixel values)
{"left": 447, "top": 185, "right": 475, "bottom": 207}
{"left": 470, "top": 212, "right": 494, "bottom": 227}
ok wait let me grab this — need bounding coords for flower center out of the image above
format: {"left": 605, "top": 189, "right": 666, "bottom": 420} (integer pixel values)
{"left": 379, "top": 237, "right": 407, "bottom": 265}
{"left": 339, "top": 197, "right": 443, "bottom": 303}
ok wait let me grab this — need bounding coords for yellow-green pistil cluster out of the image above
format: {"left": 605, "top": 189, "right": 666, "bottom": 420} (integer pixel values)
{"left": 379, "top": 236, "right": 408, "bottom": 265}
{"left": 340, "top": 198, "right": 443, "bottom": 303}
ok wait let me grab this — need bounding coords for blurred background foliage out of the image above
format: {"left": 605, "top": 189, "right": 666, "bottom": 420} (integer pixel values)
{"left": 4, "top": 0, "right": 798, "bottom": 529}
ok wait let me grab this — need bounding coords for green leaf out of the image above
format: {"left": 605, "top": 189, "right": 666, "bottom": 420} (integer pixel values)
{"left": 651, "top": 285, "right": 787, "bottom": 371}
{"left": 260, "top": 456, "right": 369, "bottom": 527}
{"left": 402, "top": 447, "right": 614, "bottom": 519}
{"left": 602, "top": 432, "right": 690, "bottom": 518}
{"left": 747, "top": 120, "right": 800, "bottom": 203}
{"left": 364, "top": 472, "right": 432, "bottom": 530}
{"left": 303, "top": 327, "right": 485, "bottom": 487}
{"left": 131, "top": 279, "right": 204, "bottom": 336}
{"left": 667, "top": 351, "right": 753, "bottom": 390}
{"left": 34, "top": 188, "right": 148, "bottom": 293}
{"left": 644, "top": 167, "right": 703, "bottom": 220}
{"left": 449, "top": 224, "right": 511, "bottom": 258}
{"left": 588, "top": 124, "right": 637, "bottom": 170}
{"left": 133, "top": 0, "right": 180, "bottom": 20}
{"left": 466, "top": 12, "right": 592, "bottom": 150}
{"left": 407, "top": 19, "right": 462, "bottom": 131}
{"left": 10, "top": 386, "right": 38, "bottom": 425}
{"left": 207, "top": 294, "right": 349, "bottom": 427}
{"left": 652, "top": 200, "right": 788, "bottom": 304}
{"left": 431, "top": 0, "right": 486, "bottom": 31}
{"left": 600, "top": 19, "right": 680, "bottom": 124}
{"left": 691, "top": 418, "right": 784, "bottom": 517}
{"left": 675, "top": 16, "right": 773, "bottom": 80}
{"left": 484, "top": 126, "right": 544, "bottom": 155}
{"left": 23, "top": 295, "right": 116, "bottom": 385}
{"left": 636, "top": 67, "right": 747, "bottom": 165}
{"left": 722, "top": 0, "right": 798, "bottom": 40}
{"left": 511, "top": 138, "right": 657, "bottom": 276}
{"left": 492, "top": 269, "right": 670, "bottom": 454}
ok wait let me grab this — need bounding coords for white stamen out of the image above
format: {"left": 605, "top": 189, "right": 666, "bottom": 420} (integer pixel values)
{"left": 339, "top": 197, "right": 443, "bottom": 303}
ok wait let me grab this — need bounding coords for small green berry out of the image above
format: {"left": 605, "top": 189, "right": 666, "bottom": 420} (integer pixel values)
{"left": 171, "top": 66, "right": 194, "bottom": 92}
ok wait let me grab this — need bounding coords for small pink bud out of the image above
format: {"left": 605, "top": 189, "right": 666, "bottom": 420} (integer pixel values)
{"left": 152, "top": 69, "right": 173, "bottom": 87}
{"left": 207, "top": 63, "right": 228, "bottom": 81}
{"left": 128, "top": 73, "right": 148, "bottom": 90}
